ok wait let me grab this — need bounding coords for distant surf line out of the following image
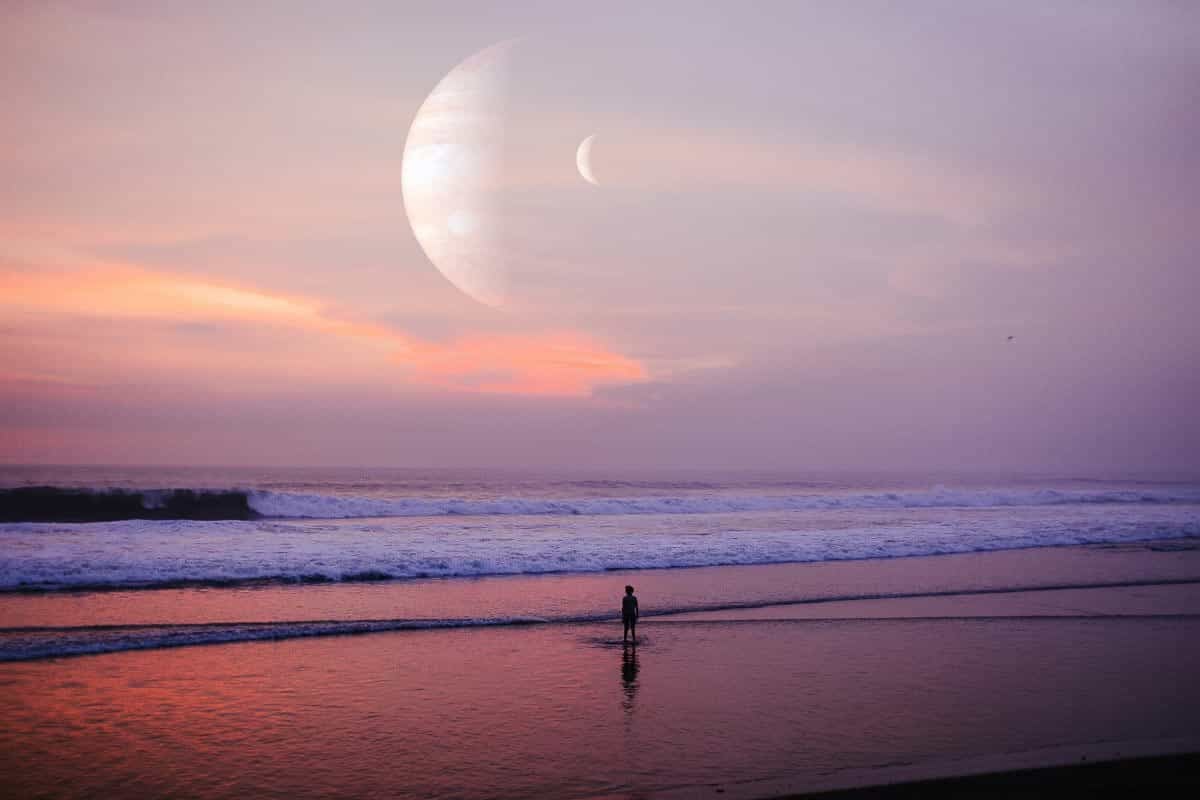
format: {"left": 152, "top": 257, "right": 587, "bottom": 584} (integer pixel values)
{"left": 5, "top": 484, "right": 1200, "bottom": 523}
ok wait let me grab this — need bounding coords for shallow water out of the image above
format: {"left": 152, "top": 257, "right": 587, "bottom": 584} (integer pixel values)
{"left": 2, "top": 612, "right": 1199, "bottom": 799}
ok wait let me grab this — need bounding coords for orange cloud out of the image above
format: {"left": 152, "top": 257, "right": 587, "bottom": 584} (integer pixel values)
{"left": 394, "top": 333, "right": 647, "bottom": 396}
{"left": 0, "top": 264, "right": 647, "bottom": 397}
{"left": 0, "top": 265, "right": 319, "bottom": 322}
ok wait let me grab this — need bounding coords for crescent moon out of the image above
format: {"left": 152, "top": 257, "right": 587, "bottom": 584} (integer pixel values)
{"left": 402, "top": 42, "right": 514, "bottom": 307}
{"left": 576, "top": 135, "right": 599, "bottom": 186}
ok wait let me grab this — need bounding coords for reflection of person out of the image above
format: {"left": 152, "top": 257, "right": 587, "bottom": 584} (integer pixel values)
{"left": 622, "top": 585, "right": 639, "bottom": 644}
{"left": 620, "top": 644, "right": 640, "bottom": 713}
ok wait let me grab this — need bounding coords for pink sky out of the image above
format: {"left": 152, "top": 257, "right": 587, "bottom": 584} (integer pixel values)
{"left": 2, "top": 2, "right": 1198, "bottom": 471}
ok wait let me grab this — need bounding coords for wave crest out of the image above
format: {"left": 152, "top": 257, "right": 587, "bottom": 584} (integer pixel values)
{"left": 3, "top": 485, "right": 1200, "bottom": 523}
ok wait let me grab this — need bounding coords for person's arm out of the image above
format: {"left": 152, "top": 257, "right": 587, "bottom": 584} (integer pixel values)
{"left": 634, "top": 597, "right": 639, "bottom": 619}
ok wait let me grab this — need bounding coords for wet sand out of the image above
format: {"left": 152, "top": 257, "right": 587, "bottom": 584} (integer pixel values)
{"left": 2, "top": 540, "right": 1199, "bottom": 798}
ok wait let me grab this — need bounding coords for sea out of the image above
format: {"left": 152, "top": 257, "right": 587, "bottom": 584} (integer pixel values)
{"left": 5, "top": 465, "right": 1200, "bottom": 798}
{"left": 2, "top": 465, "right": 1199, "bottom": 662}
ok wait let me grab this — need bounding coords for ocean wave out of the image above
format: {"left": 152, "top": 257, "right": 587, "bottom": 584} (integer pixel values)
{"left": 0, "top": 487, "right": 256, "bottom": 523}
{"left": 4, "top": 485, "right": 1200, "bottom": 523}
{"left": 2, "top": 513, "right": 1198, "bottom": 592}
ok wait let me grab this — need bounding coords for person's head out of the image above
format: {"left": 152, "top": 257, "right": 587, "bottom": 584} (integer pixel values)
{"left": 625, "top": 585, "right": 634, "bottom": 595}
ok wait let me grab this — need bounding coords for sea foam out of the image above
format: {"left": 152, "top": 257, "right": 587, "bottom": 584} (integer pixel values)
{"left": 2, "top": 501, "right": 1198, "bottom": 592}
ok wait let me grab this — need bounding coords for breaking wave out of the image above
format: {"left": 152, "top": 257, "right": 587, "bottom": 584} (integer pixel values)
{"left": 2, "top": 513, "right": 1198, "bottom": 592}
{"left": 5, "top": 485, "right": 1200, "bottom": 522}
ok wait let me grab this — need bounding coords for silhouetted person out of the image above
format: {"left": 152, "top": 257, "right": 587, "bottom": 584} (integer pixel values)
{"left": 622, "top": 584, "right": 639, "bottom": 644}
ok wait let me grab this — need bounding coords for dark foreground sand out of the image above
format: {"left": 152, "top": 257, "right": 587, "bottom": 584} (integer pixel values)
{"left": 783, "top": 752, "right": 1200, "bottom": 799}
{"left": 2, "top": 540, "right": 1199, "bottom": 798}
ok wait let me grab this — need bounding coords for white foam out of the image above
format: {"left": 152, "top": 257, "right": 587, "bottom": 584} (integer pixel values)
{"left": 245, "top": 486, "right": 1200, "bottom": 520}
{"left": 1, "top": 501, "right": 1197, "bottom": 591}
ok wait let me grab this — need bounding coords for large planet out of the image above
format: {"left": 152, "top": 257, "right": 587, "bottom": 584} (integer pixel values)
{"left": 402, "top": 41, "right": 514, "bottom": 307}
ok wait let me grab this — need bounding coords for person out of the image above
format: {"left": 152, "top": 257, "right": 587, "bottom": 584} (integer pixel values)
{"left": 622, "top": 584, "right": 639, "bottom": 644}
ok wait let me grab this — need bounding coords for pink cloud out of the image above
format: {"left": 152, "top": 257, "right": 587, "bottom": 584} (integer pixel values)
{"left": 0, "top": 263, "right": 647, "bottom": 398}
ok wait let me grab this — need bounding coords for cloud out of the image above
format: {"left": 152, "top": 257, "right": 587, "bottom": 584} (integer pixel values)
{"left": 0, "top": 260, "right": 647, "bottom": 398}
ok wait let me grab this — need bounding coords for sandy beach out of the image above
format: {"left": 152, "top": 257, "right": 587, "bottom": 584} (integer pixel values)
{"left": 3, "top": 538, "right": 1199, "bottom": 798}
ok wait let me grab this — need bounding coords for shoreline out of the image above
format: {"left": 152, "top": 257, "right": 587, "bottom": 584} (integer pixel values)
{"left": 5, "top": 574, "right": 1200, "bottom": 664}
{"left": 6, "top": 536, "right": 1200, "bottom": 626}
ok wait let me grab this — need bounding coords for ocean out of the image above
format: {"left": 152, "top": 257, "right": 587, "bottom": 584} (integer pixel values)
{"left": 1, "top": 466, "right": 1198, "bottom": 662}
{"left": 4, "top": 466, "right": 1200, "bottom": 798}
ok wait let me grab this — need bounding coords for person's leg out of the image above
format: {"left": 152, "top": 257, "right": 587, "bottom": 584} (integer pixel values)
{"left": 623, "top": 617, "right": 629, "bottom": 642}
{"left": 630, "top": 618, "right": 636, "bottom": 644}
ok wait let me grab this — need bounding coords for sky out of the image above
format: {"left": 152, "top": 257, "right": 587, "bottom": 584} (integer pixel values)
{"left": 2, "top": 1, "right": 1198, "bottom": 472}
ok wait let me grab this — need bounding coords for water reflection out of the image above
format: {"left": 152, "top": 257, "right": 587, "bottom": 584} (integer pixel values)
{"left": 621, "top": 642, "right": 640, "bottom": 715}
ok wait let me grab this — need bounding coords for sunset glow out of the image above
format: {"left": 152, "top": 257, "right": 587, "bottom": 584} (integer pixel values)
{"left": 1, "top": 1, "right": 1195, "bottom": 469}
